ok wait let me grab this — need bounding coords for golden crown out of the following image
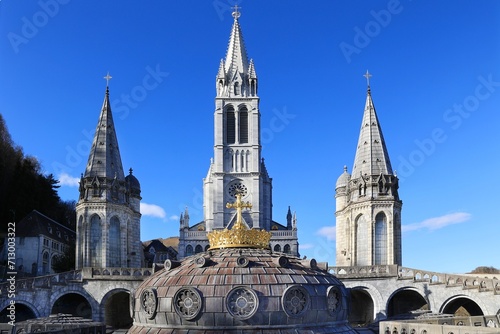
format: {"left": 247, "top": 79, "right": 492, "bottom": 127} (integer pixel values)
{"left": 207, "top": 193, "right": 271, "bottom": 250}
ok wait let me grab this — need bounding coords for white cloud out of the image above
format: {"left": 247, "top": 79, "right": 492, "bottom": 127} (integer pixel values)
{"left": 316, "top": 226, "right": 336, "bottom": 241}
{"left": 58, "top": 172, "right": 80, "bottom": 187}
{"left": 141, "top": 203, "right": 167, "bottom": 219}
{"left": 169, "top": 215, "right": 179, "bottom": 221}
{"left": 299, "top": 243, "right": 315, "bottom": 250}
{"left": 403, "top": 212, "right": 471, "bottom": 232}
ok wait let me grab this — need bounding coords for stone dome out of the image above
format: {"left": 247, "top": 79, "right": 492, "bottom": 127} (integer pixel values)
{"left": 336, "top": 166, "right": 351, "bottom": 189}
{"left": 128, "top": 248, "right": 357, "bottom": 333}
{"left": 125, "top": 168, "right": 141, "bottom": 195}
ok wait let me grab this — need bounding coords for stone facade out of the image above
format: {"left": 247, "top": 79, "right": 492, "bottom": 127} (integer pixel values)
{"left": 178, "top": 10, "right": 298, "bottom": 259}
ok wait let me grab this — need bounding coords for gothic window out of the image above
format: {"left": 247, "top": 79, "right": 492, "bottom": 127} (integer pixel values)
{"left": 92, "top": 182, "right": 99, "bottom": 197}
{"left": 250, "top": 80, "right": 256, "bottom": 96}
{"left": 274, "top": 244, "right": 281, "bottom": 252}
{"left": 186, "top": 245, "right": 193, "bottom": 257}
{"left": 355, "top": 215, "right": 369, "bottom": 266}
{"left": 195, "top": 245, "right": 203, "bottom": 254}
{"left": 205, "top": 245, "right": 210, "bottom": 251}
{"left": 374, "top": 212, "right": 387, "bottom": 265}
{"left": 109, "top": 217, "right": 121, "bottom": 267}
{"left": 226, "top": 109, "right": 236, "bottom": 144}
{"left": 90, "top": 215, "right": 102, "bottom": 267}
{"left": 234, "top": 82, "right": 240, "bottom": 95}
{"left": 283, "top": 244, "right": 291, "bottom": 254}
{"left": 239, "top": 109, "right": 248, "bottom": 143}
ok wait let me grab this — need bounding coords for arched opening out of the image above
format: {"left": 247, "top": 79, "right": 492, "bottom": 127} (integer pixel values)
{"left": 0, "top": 303, "right": 37, "bottom": 322}
{"left": 355, "top": 214, "right": 369, "bottom": 266}
{"left": 226, "top": 108, "right": 235, "bottom": 144}
{"left": 349, "top": 288, "right": 374, "bottom": 326}
{"left": 195, "top": 244, "right": 203, "bottom": 254}
{"left": 441, "top": 297, "right": 484, "bottom": 316}
{"left": 104, "top": 291, "right": 132, "bottom": 329}
{"left": 283, "top": 244, "right": 291, "bottom": 254}
{"left": 239, "top": 108, "right": 248, "bottom": 144}
{"left": 274, "top": 244, "right": 281, "bottom": 252}
{"left": 185, "top": 245, "right": 193, "bottom": 257}
{"left": 374, "top": 212, "right": 387, "bottom": 265}
{"left": 90, "top": 214, "right": 102, "bottom": 267}
{"left": 387, "top": 289, "right": 428, "bottom": 318}
{"left": 52, "top": 293, "right": 92, "bottom": 319}
{"left": 109, "top": 216, "right": 121, "bottom": 267}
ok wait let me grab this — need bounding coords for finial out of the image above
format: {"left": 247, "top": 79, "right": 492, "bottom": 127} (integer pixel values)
{"left": 129, "top": 168, "right": 133, "bottom": 175}
{"left": 232, "top": 4, "right": 241, "bottom": 19}
{"left": 363, "top": 70, "right": 372, "bottom": 89}
{"left": 343, "top": 165, "right": 348, "bottom": 173}
{"left": 104, "top": 72, "right": 112, "bottom": 87}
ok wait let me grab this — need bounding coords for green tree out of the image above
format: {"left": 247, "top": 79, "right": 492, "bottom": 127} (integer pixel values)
{"left": 51, "top": 244, "right": 76, "bottom": 273}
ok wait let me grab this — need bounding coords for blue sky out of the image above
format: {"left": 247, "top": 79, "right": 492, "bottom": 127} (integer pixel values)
{"left": 1, "top": 1, "right": 499, "bottom": 274}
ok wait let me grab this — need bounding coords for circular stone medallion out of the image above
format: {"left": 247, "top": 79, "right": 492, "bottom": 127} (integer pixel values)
{"left": 226, "top": 286, "right": 259, "bottom": 320}
{"left": 140, "top": 288, "right": 158, "bottom": 319}
{"left": 282, "top": 285, "right": 310, "bottom": 317}
{"left": 173, "top": 287, "right": 203, "bottom": 320}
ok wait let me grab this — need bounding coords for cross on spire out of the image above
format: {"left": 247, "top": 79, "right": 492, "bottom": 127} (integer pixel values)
{"left": 104, "top": 72, "right": 112, "bottom": 87}
{"left": 232, "top": 4, "right": 241, "bottom": 19}
{"left": 226, "top": 193, "right": 252, "bottom": 229}
{"left": 363, "top": 70, "right": 372, "bottom": 88}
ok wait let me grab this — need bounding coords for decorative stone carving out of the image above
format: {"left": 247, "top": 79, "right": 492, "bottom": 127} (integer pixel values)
{"left": 173, "top": 287, "right": 203, "bottom": 320}
{"left": 327, "top": 286, "right": 340, "bottom": 316}
{"left": 226, "top": 286, "right": 259, "bottom": 320}
{"left": 140, "top": 288, "right": 157, "bottom": 319}
{"left": 282, "top": 285, "right": 309, "bottom": 317}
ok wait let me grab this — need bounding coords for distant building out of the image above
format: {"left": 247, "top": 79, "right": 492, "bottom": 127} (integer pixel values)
{"left": 142, "top": 237, "right": 178, "bottom": 267}
{"left": 0, "top": 210, "right": 75, "bottom": 276}
{"left": 178, "top": 8, "right": 299, "bottom": 258}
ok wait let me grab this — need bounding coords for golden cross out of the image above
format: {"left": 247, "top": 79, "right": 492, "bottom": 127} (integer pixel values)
{"left": 226, "top": 193, "right": 252, "bottom": 229}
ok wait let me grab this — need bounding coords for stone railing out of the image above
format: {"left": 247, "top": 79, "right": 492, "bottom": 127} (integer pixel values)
{"left": 381, "top": 315, "right": 500, "bottom": 334}
{"left": 182, "top": 231, "right": 208, "bottom": 238}
{"left": 328, "top": 265, "right": 500, "bottom": 294}
{"left": 270, "top": 230, "right": 296, "bottom": 237}
{"left": 0, "top": 270, "right": 83, "bottom": 295}
{"left": 82, "top": 267, "right": 152, "bottom": 280}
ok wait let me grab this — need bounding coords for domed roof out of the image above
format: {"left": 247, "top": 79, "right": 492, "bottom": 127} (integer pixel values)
{"left": 336, "top": 165, "right": 351, "bottom": 189}
{"left": 125, "top": 168, "right": 140, "bottom": 195}
{"left": 128, "top": 248, "right": 357, "bottom": 333}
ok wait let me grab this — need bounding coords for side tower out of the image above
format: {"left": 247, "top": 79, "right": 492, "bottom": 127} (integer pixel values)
{"left": 178, "top": 8, "right": 298, "bottom": 258}
{"left": 75, "top": 79, "right": 142, "bottom": 269}
{"left": 335, "top": 73, "right": 402, "bottom": 266}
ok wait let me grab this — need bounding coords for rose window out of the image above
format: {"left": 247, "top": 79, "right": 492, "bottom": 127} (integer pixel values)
{"left": 226, "top": 286, "right": 259, "bottom": 319}
{"left": 282, "top": 285, "right": 309, "bottom": 317}
{"left": 228, "top": 182, "right": 248, "bottom": 199}
{"left": 173, "top": 287, "right": 203, "bottom": 320}
{"left": 327, "top": 286, "right": 341, "bottom": 316}
{"left": 140, "top": 288, "right": 158, "bottom": 319}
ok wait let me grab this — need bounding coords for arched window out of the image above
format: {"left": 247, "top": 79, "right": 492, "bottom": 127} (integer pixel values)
{"left": 109, "top": 217, "right": 121, "bottom": 267}
{"left": 239, "top": 109, "right": 248, "bottom": 143}
{"left": 226, "top": 108, "right": 235, "bottom": 144}
{"left": 374, "top": 212, "right": 387, "bottom": 265}
{"left": 205, "top": 245, "right": 210, "bottom": 251}
{"left": 234, "top": 82, "right": 240, "bottom": 95}
{"left": 274, "top": 244, "right": 281, "bottom": 252}
{"left": 90, "top": 215, "right": 102, "bottom": 267}
{"left": 42, "top": 251, "right": 49, "bottom": 274}
{"left": 283, "top": 244, "right": 291, "bottom": 254}
{"left": 195, "top": 245, "right": 203, "bottom": 254}
{"left": 186, "top": 245, "right": 193, "bottom": 257}
{"left": 356, "top": 214, "right": 369, "bottom": 266}
{"left": 250, "top": 80, "right": 256, "bottom": 96}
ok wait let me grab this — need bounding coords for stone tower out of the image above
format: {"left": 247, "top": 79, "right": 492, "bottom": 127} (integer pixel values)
{"left": 75, "top": 81, "right": 142, "bottom": 269}
{"left": 178, "top": 8, "right": 298, "bottom": 258}
{"left": 335, "top": 74, "right": 402, "bottom": 266}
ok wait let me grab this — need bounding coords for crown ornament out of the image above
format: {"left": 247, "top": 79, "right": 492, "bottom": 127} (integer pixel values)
{"left": 207, "top": 193, "right": 271, "bottom": 250}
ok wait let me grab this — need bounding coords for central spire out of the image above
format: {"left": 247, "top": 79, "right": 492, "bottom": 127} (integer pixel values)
{"left": 224, "top": 6, "right": 249, "bottom": 82}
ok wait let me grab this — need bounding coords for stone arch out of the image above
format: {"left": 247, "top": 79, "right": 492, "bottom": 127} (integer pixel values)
{"left": 440, "top": 295, "right": 484, "bottom": 316}
{"left": 100, "top": 288, "right": 132, "bottom": 329}
{"left": 195, "top": 244, "right": 203, "bottom": 254}
{"left": 0, "top": 300, "right": 39, "bottom": 322}
{"left": 283, "top": 244, "right": 291, "bottom": 254}
{"left": 50, "top": 290, "right": 95, "bottom": 319}
{"left": 343, "top": 282, "right": 386, "bottom": 324}
{"left": 274, "top": 244, "right": 281, "bottom": 252}
{"left": 387, "top": 287, "right": 428, "bottom": 318}
{"left": 349, "top": 287, "right": 375, "bottom": 326}
{"left": 185, "top": 244, "right": 193, "bottom": 257}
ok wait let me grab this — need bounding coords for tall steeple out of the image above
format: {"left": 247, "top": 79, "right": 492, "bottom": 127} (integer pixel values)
{"left": 178, "top": 7, "right": 298, "bottom": 259}
{"left": 335, "top": 72, "right": 402, "bottom": 267}
{"left": 75, "top": 74, "right": 142, "bottom": 269}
